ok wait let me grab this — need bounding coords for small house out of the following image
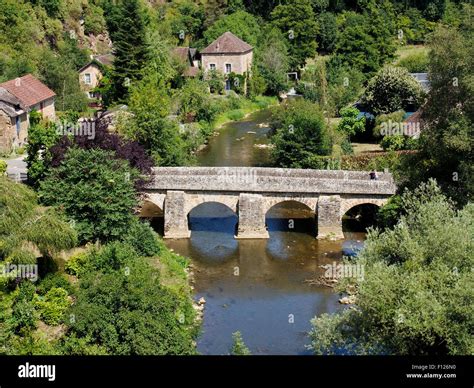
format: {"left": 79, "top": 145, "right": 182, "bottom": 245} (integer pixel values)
{"left": 79, "top": 54, "right": 114, "bottom": 100}
{"left": 0, "top": 74, "right": 56, "bottom": 153}
{"left": 200, "top": 32, "right": 253, "bottom": 91}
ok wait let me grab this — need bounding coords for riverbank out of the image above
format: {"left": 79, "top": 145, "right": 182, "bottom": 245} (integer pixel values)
{"left": 211, "top": 96, "right": 278, "bottom": 131}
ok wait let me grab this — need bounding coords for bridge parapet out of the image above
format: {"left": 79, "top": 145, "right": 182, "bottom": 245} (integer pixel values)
{"left": 147, "top": 167, "right": 396, "bottom": 196}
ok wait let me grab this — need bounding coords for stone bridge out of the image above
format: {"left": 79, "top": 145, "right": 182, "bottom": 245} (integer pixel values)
{"left": 141, "top": 167, "right": 397, "bottom": 239}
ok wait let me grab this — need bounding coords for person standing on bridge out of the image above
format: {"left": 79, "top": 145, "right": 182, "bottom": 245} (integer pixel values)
{"left": 369, "top": 170, "right": 378, "bottom": 180}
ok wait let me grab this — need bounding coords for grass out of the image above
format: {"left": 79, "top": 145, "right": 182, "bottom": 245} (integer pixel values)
{"left": 213, "top": 95, "right": 278, "bottom": 130}
{"left": 394, "top": 45, "right": 429, "bottom": 62}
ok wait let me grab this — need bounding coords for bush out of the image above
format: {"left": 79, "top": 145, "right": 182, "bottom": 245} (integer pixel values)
{"left": 0, "top": 160, "right": 6, "bottom": 175}
{"left": 68, "top": 254, "right": 196, "bottom": 355}
{"left": 337, "top": 107, "right": 365, "bottom": 136}
{"left": 380, "top": 135, "right": 419, "bottom": 151}
{"left": 231, "top": 331, "right": 251, "bottom": 355}
{"left": 36, "top": 273, "right": 74, "bottom": 296}
{"left": 309, "top": 181, "right": 474, "bottom": 355}
{"left": 35, "top": 287, "right": 70, "bottom": 326}
{"left": 121, "top": 218, "right": 161, "bottom": 257}
{"left": 270, "top": 99, "right": 331, "bottom": 168}
{"left": 227, "top": 110, "right": 245, "bottom": 121}
{"left": 65, "top": 251, "right": 91, "bottom": 277}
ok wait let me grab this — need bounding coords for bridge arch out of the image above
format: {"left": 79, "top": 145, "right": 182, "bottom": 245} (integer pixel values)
{"left": 138, "top": 196, "right": 164, "bottom": 218}
{"left": 341, "top": 198, "right": 388, "bottom": 217}
{"left": 265, "top": 199, "right": 317, "bottom": 236}
{"left": 263, "top": 197, "right": 317, "bottom": 215}
{"left": 187, "top": 201, "right": 238, "bottom": 235}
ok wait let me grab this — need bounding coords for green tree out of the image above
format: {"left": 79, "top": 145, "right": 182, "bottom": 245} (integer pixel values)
{"left": 38, "top": 148, "right": 139, "bottom": 243}
{"left": 362, "top": 66, "right": 425, "bottom": 115}
{"left": 110, "top": 0, "right": 148, "bottom": 102}
{"left": 0, "top": 176, "right": 77, "bottom": 263}
{"left": 309, "top": 181, "right": 474, "bottom": 355}
{"left": 256, "top": 27, "right": 289, "bottom": 95}
{"left": 271, "top": 0, "right": 319, "bottom": 70}
{"left": 202, "top": 10, "right": 261, "bottom": 48}
{"left": 337, "top": 107, "right": 365, "bottom": 136}
{"left": 406, "top": 18, "right": 473, "bottom": 204}
{"left": 270, "top": 99, "right": 331, "bottom": 168}
{"left": 333, "top": 1, "right": 397, "bottom": 76}
{"left": 317, "top": 12, "right": 337, "bottom": 53}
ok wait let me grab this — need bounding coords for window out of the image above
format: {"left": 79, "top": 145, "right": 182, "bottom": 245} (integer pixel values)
{"left": 15, "top": 116, "right": 20, "bottom": 136}
{"left": 225, "top": 64, "right": 232, "bottom": 74}
{"left": 209, "top": 64, "right": 216, "bottom": 71}
{"left": 84, "top": 73, "right": 92, "bottom": 84}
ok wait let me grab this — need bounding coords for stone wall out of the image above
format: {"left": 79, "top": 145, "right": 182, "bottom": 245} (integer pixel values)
{"left": 147, "top": 167, "right": 396, "bottom": 196}
{"left": 201, "top": 51, "right": 253, "bottom": 76}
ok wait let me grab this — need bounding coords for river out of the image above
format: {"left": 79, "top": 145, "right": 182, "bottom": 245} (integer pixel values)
{"left": 164, "top": 108, "right": 366, "bottom": 355}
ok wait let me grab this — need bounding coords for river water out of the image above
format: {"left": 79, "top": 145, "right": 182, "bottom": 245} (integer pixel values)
{"left": 164, "top": 108, "right": 365, "bottom": 355}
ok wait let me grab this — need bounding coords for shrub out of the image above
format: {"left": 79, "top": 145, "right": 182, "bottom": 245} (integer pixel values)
{"left": 68, "top": 254, "right": 196, "bottom": 355}
{"left": 309, "top": 181, "right": 474, "bottom": 355}
{"left": 380, "top": 135, "right": 419, "bottom": 151}
{"left": 65, "top": 251, "right": 91, "bottom": 277}
{"left": 121, "top": 219, "right": 161, "bottom": 257}
{"left": 231, "top": 331, "right": 251, "bottom": 355}
{"left": 0, "top": 160, "right": 6, "bottom": 175}
{"left": 37, "top": 273, "right": 74, "bottom": 296}
{"left": 35, "top": 287, "right": 70, "bottom": 326}
{"left": 227, "top": 110, "right": 245, "bottom": 121}
{"left": 337, "top": 107, "right": 366, "bottom": 136}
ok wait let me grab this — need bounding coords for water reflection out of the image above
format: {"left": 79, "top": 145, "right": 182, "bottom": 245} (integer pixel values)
{"left": 165, "top": 201, "right": 366, "bottom": 355}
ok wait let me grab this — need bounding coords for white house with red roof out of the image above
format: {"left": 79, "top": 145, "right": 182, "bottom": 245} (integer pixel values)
{"left": 0, "top": 74, "right": 56, "bottom": 152}
{"left": 200, "top": 32, "right": 253, "bottom": 91}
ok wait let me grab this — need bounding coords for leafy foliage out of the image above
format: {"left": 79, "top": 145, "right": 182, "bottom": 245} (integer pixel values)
{"left": 67, "top": 244, "right": 196, "bottom": 355}
{"left": 270, "top": 99, "right": 331, "bottom": 168}
{"left": 362, "top": 66, "right": 425, "bottom": 115}
{"left": 271, "top": 0, "right": 319, "bottom": 70}
{"left": 309, "top": 181, "right": 474, "bottom": 355}
{"left": 337, "top": 107, "right": 365, "bottom": 136}
{"left": 231, "top": 331, "right": 251, "bottom": 355}
{"left": 39, "top": 148, "right": 139, "bottom": 244}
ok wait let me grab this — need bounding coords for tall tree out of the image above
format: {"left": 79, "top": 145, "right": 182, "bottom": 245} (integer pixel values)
{"left": 406, "top": 15, "right": 473, "bottom": 204}
{"left": 271, "top": 0, "right": 319, "bottom": 70}
{"left": 111, "top": 0, "right": 148, "bottom": 102}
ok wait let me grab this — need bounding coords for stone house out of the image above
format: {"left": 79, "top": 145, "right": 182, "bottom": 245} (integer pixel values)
{"left": 0, "top": 74, "right": 56, "bottom": 153}
{"left": 78, "top": 54, "right": 114, "bottom": 100}
{"left": 200, "top": 32, "right": 253, "bottom": 91}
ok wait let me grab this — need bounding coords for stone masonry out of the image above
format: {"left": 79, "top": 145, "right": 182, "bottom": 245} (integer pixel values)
{"left": 142, "top": 167, "right": 397, "bottom": 240}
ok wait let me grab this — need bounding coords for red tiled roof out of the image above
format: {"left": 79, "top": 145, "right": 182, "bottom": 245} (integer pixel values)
{"left": 201, "top": 32, "right": 253, "bottom": 55}
{"left": 0, "top": 74, "right": 55, "bottom": 108}
{"left": 172, "top": 47, "right": 190, "bottom": 62}
{"left": 184, "top": 67, "right": 199, "bottom": 77}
